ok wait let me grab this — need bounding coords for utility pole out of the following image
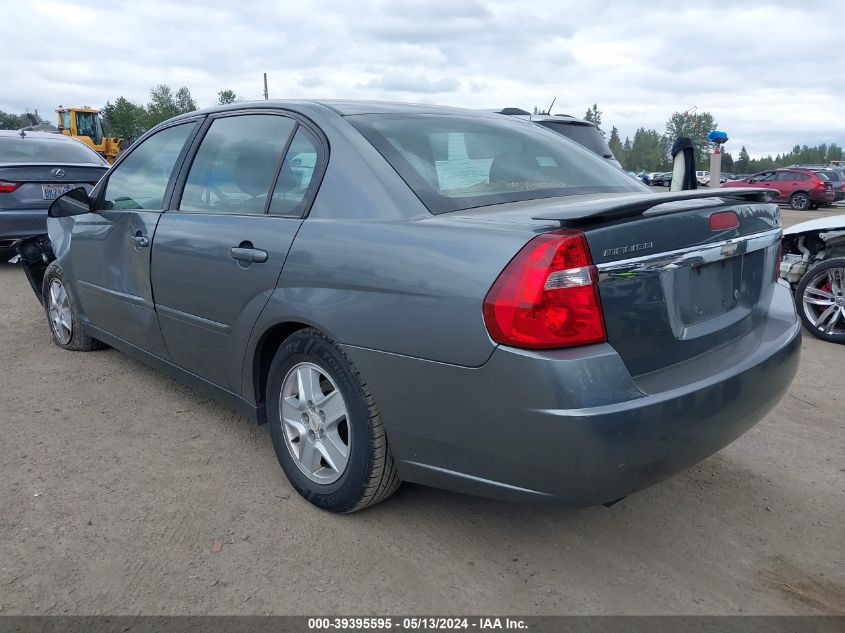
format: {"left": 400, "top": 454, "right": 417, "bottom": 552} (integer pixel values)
{"left": 263, "top": 73, "right": 269, "bottom": 100}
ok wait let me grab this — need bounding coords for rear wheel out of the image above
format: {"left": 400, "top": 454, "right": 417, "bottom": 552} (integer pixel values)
{"left": 42, "top": 262, "right": 104, "bottom": 351}
{"left": 789, "top": 191, "right": 810, "bottom": 210}
{"left": 796, "top": 258, "right": 845, "bottom": 344}
{"left": 266, "top": 328, "right": 401, "bottom": 512}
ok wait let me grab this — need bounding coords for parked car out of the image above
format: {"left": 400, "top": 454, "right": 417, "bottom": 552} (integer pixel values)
{"left": 492, "top": 109, "right": 622, "bottom": 169}
{"left": 0, "top": 130, "right": 108, "bottom": 262}
{"left": 695, "top": 170, "right": 710, "bottom": 186}
{"left": 641, "top": 171, "right": 661, "bottom": 185}
{"left": 790, "top": 165, "right": 845, "bottom": 205}
{"left": 652, "top": 171, "right": 673, "bottom": 186}
{"left": 780, "top": 214, "right": 845, "bottom": 344}
{"left": 721, "top": 168, "right": 835, "bottom": 210}
{"left": 17, "top": 100, "right": 800, "bottom": 512}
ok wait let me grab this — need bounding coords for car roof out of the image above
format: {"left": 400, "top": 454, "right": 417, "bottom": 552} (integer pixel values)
{"left": 166, "top": 99, "right": 504, "bottom": 122}
{"left": 488, "top": 109, "right": 597, "bottom": 127}
{"left": 0, "top": 129, "right": 74, "bottom": 140}
{"left": 0, "top": 129, "right": 108, "bottom": 165}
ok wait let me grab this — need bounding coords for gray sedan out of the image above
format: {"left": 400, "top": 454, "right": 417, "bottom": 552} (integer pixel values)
{"left": 17, "top": 101, "right": 800, "bottom": 512}
{"left": 0, "top": 130, "right": 108, "bottom": 261}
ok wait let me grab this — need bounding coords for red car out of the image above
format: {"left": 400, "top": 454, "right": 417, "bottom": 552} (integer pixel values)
{"left": 720, "top": 168, "right": 835, "bottom": 210}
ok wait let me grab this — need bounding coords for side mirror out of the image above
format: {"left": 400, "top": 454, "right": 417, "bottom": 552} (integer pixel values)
{"left": 48, "top": 187, "right": 91, "bottom": 218}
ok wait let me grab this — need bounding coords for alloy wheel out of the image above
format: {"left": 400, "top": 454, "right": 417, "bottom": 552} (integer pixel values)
{"left": 47, "top": 279, "right": 72, "bottom": 344}
{"left": 791, "top": 193, "right": 809, "bottom": 210}
{"left": 802, "top": 266, "right": 845, "bottom": 336}
{"left": 279, "top": 362, "right": 351, "bottom": 484}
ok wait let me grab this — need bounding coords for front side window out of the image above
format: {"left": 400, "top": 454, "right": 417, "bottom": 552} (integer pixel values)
{"left": 179, "top": 115, "right": 295, "bottom": 214}
{"left": 101, "top": 122, "right": 196, "bottom": 210}
{"left": 349, "top": 114, "right": 645, "bottom": 214}
{"left": 750, "top": 172, "right": 774, "bottom": 183}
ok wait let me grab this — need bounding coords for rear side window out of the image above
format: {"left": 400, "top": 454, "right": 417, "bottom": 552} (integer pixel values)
{"left": 101, "top": 122, "right": 196, "bottom": 210}
{"left": 776, "top": 171, "right": 797, "bottom": 181}
{"left": 179, "top": 114, "right": 295, "bottom": 214}
{"left": 269, "top": 127, "right": 320, "bottom": 216}
{"left": 0, "top": 136, "right": 104, "bottom": 164}
{"left": 350, "top": 114, "right": 643, "bottom": 214}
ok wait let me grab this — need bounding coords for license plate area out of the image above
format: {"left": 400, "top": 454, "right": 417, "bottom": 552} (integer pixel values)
{"left": 674, "top": 255, "right": 743, "bottom": 326}
{"left": 42, "top": 184, "right": 76, "bottom": 200}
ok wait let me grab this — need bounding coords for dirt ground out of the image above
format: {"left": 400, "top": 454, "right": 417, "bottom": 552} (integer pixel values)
{"left": 0, "top": 208, "right": 843, "bottom": 615}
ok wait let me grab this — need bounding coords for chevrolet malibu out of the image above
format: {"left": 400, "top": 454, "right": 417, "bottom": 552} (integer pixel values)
{"left": 17, "top": 101, "right": 801, "bottom": 512}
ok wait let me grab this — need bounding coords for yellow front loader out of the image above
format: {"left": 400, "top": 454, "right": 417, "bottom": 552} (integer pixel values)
{"left": 56, "top": 106, "right": 124, "bottom": 164}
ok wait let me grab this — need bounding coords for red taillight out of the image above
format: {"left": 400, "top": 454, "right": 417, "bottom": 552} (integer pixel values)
{"left": 709, "top": 211, "right": 739, "bottom": 231}
{"left": 0, "top": 181, "right": 21, "bottom": 193}
{"left": 483, "top": 229, "right": 606, "bottom": 349}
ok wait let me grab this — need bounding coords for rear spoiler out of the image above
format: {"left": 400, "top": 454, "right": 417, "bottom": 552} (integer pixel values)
{"left": 531, "top": 188, "right": 778, "bottom": 223}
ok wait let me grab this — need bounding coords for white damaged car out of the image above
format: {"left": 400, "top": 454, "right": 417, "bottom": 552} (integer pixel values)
{"left": 780, "top": 214, "right": 845, "bottom": 343}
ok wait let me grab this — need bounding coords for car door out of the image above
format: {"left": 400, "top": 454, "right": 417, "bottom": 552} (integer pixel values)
{"left": 66, "top": 120, "right": 200, "bottom": 358}
{"left": 775, "top": 170, "right": 800, "bottom": 200}
{"left": 150, "top": 111, "right": 325, "bottom": 392}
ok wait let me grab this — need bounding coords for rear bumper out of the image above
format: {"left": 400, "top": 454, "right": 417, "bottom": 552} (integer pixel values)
{"left": 0, "top": 208, "right": 48, "bottom": 242}
{"left": 342, "top": 281, "right": 801, "bottom": 505}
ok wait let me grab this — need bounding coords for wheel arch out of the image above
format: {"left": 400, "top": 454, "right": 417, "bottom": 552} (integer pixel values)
{"left": 251, "top": 320, "right": 314, "bottom": 424}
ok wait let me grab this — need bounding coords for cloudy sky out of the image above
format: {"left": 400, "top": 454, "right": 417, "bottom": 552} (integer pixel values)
{"left": 2, "top": 0, "right": 842, "bottom": 157}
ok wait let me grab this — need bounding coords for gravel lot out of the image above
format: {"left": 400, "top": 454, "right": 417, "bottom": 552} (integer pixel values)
{"left": 0, "top": 207, "right": 843, "bottom": 615}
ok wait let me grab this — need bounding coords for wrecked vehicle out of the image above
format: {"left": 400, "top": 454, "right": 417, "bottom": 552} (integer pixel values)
{"left": 780, "top": 214, "right": 845, "bottom": 344}
{"left": 17, "top": 101, "right": 801, "bottom": 513}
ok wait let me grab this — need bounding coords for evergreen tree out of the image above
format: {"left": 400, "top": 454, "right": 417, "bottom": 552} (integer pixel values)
{"left": 217, "top": 89, "right": 241, "bottom": 105}
{"left": 665, "top": 110, "right": 717, "bottom": 167}
{"left": 583, "top": 104, "right": 604, "bottom": 137}
{"left": 102, "top": 97, "right": 148, "bottom": 143}
{"left": 736, "top": 146, "right": 750, "bottom": 173}
{"left": 608, "top": 126, "right": 622, "bottom": 158}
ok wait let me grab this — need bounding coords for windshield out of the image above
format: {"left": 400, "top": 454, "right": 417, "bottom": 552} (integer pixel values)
{"left": 537, "top": 121, "right": 614, "bottom": 158}
{"left": 0, "top": 136, "right": 106, "bottom": 164}
{"left": 349, "top": 114, "right": 645, "bottom": 214}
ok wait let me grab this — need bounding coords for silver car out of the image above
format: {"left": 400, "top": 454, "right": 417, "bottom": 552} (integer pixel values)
{"left": 0, "top": 130, "right": 108, "bottom": 261}
{"left": 18, "top": 101, "right": 800, "bottom": 512}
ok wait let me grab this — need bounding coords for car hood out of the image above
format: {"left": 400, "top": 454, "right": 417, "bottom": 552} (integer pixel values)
{"left": 783, "top": 214, "right": 845, "bottom": 236}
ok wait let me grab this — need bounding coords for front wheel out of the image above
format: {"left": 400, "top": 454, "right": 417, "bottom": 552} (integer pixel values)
{"left": 266, "top": 328, "right": 401, "bottom": 512}
{"left": 789, "top": 191, "right": 810, "bottom": 210}
{"left": 796, "top": 258, "right": 845, "bottom": 344}
{"left": 42, "top": 262, "right": 104, "bottom": 351}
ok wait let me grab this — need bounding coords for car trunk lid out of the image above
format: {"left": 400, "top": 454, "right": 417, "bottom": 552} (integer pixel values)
{"left": 532, "top": 189, "right": 782, "bottom": 377}
{"left": 0, "top": 164, "right": 106, "bottom": 210}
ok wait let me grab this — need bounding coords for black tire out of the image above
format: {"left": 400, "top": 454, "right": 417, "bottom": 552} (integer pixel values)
{"left": 42, "top": 262, "right": 104, "bottom": 351}
{"left": 266, "top": 328, "right": 401, "bottom": 512}
{"left": 789, "top": 191, "right": 810, "bottom": 210}
{"left": 809, "top": 202, "right": 820, "bottom": 210}
{"left": 795, "top": 257, "right": 845, "bottom": 344}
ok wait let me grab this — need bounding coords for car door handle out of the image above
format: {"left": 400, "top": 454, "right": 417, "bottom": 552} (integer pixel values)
{"left": 230, "top": 246, "right": 268, "bottom": 263}
{"left": 131, "top": 232, "right": 149, "bottom": 248}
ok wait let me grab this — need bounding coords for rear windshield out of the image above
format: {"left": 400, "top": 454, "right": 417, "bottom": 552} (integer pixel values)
{"left": 349, "top": 114, "right": 644, "bottom": 214}
{"left": 536, "top": 121, "right": 614, "bottom": 158}
{"left": 0, "top": 135, "right": 105, "bottom": 164}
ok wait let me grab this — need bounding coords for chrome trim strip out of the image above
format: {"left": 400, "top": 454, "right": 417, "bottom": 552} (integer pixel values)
{"left": 596, "top": 228, "right": 781, "bottom": 279}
